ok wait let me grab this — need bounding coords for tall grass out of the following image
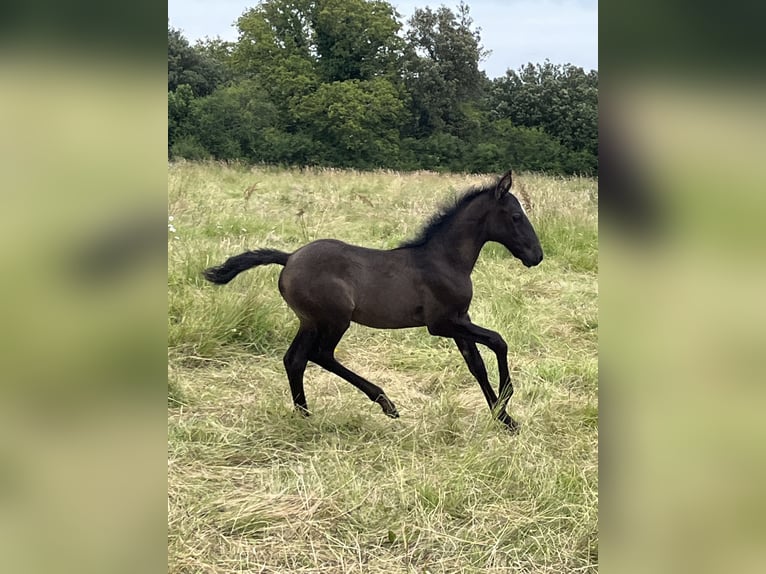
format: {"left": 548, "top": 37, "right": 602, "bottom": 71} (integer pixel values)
{"left": 168, "top": 162, "right": 598, "bottom": 573}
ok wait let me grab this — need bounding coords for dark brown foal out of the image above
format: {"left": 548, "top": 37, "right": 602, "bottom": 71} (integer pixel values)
{"left": 204, "top": 170, "right": 543, "bottom": 431}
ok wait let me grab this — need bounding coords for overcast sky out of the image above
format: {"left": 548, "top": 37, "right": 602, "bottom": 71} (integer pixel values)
{"left": 167, "top": 0, "right": 597, "bottom": 78}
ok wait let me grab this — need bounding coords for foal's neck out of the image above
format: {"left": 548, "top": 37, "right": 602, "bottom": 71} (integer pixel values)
{"left": 428, "top": 196, "right": 489, "bottom": 274}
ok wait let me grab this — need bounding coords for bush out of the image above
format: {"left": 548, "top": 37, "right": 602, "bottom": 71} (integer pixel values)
{"left": 170, "top": 135, "right": 210, "bottom": 161}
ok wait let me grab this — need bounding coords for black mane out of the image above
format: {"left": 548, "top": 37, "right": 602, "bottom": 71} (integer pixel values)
{"left": 397, "top": 182, "right": 494, "bottom": 249}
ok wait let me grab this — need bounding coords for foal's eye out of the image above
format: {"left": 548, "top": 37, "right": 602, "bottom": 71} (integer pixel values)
{"left": 511, "top": 212, "right": 522, "bottom": 221}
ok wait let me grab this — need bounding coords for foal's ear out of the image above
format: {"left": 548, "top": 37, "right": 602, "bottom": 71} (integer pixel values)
{"left": 495, "top": 170, "right": 513, "bottom": 199}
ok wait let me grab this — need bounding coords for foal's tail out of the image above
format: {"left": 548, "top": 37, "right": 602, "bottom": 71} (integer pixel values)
{"left": 203, "top": 249, "right": 291, "bottom": 284}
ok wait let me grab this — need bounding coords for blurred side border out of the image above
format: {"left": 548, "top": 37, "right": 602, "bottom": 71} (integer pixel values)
{"left": 601, "top": 1, "right": 766, "bottom": 573}
{"left": 0, "top": 2, "right": 167, "bottom": 573}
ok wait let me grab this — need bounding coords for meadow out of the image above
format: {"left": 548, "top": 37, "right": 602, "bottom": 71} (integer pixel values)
{"left": 168, "top": 162, "right": 598, "bottom": 573}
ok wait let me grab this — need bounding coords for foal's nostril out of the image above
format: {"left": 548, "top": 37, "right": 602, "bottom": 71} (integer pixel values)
{"left": 526, "top": 251, "right": 543, "bottom": 267}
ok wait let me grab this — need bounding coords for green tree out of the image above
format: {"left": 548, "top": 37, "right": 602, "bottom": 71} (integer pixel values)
{"left": 233, "top": 0, "right": 408, "bottom": 166}
{"left": 403, "top": 2, "right": 489, "bottom": 137}
{"left": 168, "top": 25, "right": 227, "bottom": 97}
{"left": 400, "top": 132, "right": 466, "bottom": 172}
{"left": 489, "top": 61, "right": 598, "bottom": 162}
{"left": 193, "top": 36, "right": 236, "bottom": 86}
{"left": 294, "top": 78, "right": 406, "bottom": 167}
{"left": 233, "top": 0, "right": 320, "bottom": 112}
{"left": 168, "top": 26, "right": 233, "bottom": 156}
{"left": 189, "top": 80, "right": 279, "bottom": 161}
{"left": 312, "top": 0, "right": 405, "bottom": 82}
{"left": 168, "top": 84, "right": 199, "bottom": 157}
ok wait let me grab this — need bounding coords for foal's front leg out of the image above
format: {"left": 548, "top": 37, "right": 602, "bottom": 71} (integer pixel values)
{"left": 454, "top": 337, "right": 517, "bottom": 429}
{"left": 429, "top": 316, "right": 517, "bottom": 431}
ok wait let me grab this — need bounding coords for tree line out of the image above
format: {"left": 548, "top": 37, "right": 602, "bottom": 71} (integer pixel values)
{"left": 168, "top": 0, "right": 598, "bottom": 175}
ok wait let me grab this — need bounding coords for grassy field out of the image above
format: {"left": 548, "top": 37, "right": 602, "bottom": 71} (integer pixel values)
{"left": 168, "top": 162, "right": 598, "bottom": 573}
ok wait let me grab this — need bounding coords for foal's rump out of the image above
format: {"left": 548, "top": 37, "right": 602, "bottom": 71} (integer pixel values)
{"left": 278, "top": 239, "right": 424, "bottom": 329}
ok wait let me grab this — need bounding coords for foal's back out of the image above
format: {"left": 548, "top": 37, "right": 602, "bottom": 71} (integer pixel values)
{"left": 277, "top": 239, "right": 426, "bottom": 329}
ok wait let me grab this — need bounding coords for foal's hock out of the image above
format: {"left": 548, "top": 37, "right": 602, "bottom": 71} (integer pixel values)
{"left": 203, "top": 170, "right": 543, "bottom": 431}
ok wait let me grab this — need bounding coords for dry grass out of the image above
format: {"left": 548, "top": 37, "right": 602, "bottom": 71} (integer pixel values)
{"left": 168, "top": 162, "right": 598, "bottom": 573}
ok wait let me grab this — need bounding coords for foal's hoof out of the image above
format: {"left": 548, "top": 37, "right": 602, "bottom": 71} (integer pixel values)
{"left": 376, "top": 395, "right": 400, "bottom": 419}
{"left": 500, "top": 414, "right": 520, "bottom": 434}
{"left": 295, "top": 405, "right": 311, "bottom": 417}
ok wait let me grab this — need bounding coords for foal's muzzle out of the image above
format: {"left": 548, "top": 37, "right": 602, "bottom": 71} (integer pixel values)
{"left": 523, "top": 251, "right": 544, "bottom": 267}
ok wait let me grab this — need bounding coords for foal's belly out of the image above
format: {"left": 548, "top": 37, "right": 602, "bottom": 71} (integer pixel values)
{"left": 351, "top": 303, "right": 426, "bottom": 329}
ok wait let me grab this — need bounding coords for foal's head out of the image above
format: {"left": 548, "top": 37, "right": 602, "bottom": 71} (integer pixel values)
{"left": 484, "top": 171, "right": 544, "bottom": 267}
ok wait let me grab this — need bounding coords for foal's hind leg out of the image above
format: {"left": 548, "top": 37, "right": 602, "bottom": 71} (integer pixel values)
{"left": 310, "top": 323, "right": 399, "bottom": 418}
{"left": 283, "top": 325, "right": 318, "bottom": 415}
